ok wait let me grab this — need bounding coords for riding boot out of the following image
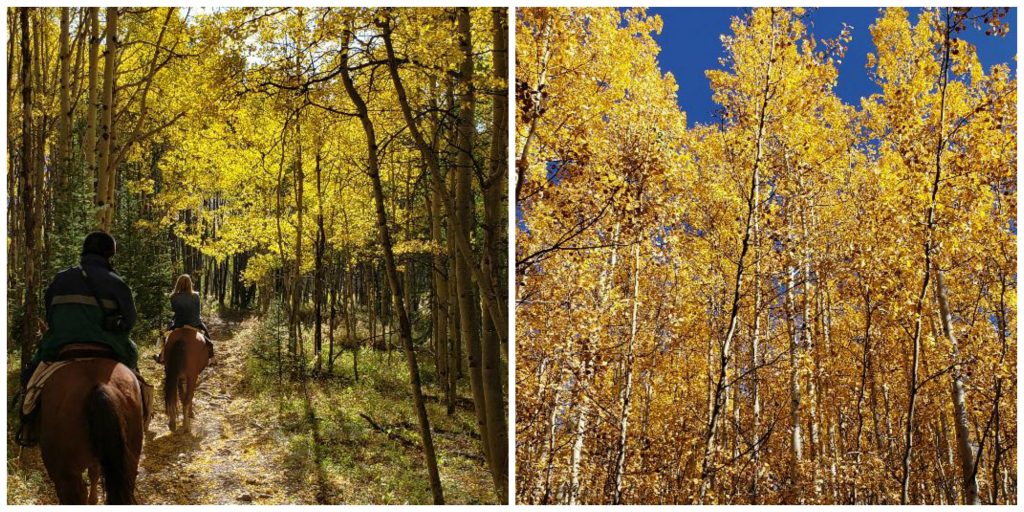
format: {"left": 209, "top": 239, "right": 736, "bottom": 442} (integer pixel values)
{"left": 203, "top": 329, "right": 216, "bottom": 366}
{"left": 154, "top": 332, "right": 170, "bottom": 364}
{"left": 16, "top": 409, "right": 40, "bottom": 447}
{"left": 16, "top": 362, "right": 41, "bottom": 447}
{"left": 132, "top": 369, "right": 154, "bottom": 427}
{"left": 20, "top": 361, "right": 37, "bottom": 390}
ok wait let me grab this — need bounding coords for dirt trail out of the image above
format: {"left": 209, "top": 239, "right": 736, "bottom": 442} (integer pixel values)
{"left": 135, "top": 313, "right": 315, "bottom": 504}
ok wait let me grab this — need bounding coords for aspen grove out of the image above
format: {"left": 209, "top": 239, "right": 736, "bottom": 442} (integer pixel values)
{"left": 515, "top": 7, "right": 1016, "bottom": 505}
{"left": 8, "top": 7, "right": 507, "bottom": 504}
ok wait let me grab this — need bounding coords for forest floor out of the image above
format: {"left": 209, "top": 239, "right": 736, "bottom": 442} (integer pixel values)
{"left": 7, "top": 309, "right": 497, "bottom": 504}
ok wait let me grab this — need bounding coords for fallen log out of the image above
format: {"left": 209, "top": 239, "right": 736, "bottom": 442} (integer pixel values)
{"left": 359, "top": 412, "right": 417, "bottom": 450}
{"left": 421, "top": 393, "right": 476, "bottom": 411}
{"left": 359, "top": 412, "right": 486, "bottom": 464}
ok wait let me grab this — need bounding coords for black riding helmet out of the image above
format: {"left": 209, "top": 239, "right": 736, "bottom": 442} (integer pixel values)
{"left": 82, "top": 231, "right": 116, "bottom": 260}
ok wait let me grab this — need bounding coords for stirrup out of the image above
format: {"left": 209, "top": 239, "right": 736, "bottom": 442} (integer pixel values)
{"left": 16, "top": 414, "right": 39, "bottom": 447}
{"left": 16, "top": 427, "right": 37, "bottom": 447}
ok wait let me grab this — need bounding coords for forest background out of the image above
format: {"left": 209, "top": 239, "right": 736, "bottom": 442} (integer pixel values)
{"left": 6, "top": 6, "right": 508, "bottom": 504}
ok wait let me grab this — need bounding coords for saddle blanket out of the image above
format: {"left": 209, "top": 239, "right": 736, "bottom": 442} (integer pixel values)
{"left": 22, "top": 360, "right": 81, "bottom": 415}
{"left": 22, "top": 357, "right": 153, "bottom": 424}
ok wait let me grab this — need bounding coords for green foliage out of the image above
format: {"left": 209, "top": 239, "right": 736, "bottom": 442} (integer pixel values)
{"left": 112, "top": 187, "right": 174, "bottom": 339}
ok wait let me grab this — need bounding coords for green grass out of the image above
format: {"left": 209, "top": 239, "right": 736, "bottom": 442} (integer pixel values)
{"left": 242, "top": 308, "right": 497, "bottom": 504}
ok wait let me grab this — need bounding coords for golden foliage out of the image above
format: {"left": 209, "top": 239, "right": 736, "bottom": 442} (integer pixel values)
{"left": 516, "top": 7, "right": 1016, "bottom": 505}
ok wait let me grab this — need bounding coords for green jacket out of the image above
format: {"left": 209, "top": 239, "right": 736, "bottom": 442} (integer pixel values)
{"left": 33, "top": 254, "right": 138, "bottom": 369}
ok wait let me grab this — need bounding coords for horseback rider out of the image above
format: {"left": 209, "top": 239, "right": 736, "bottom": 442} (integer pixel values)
{"left": 18, "top": 231, "right": 152, "bottom": 446}
{"left": 155, "top": 274, "right": 216, "bottom": 365}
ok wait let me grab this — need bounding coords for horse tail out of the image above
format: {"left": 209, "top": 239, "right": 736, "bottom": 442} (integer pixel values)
{"left": 86, "top": 384, "right": 136, "bottom": 504}
{"left": 164, "top": 338, "right": 186, "bottom": 414}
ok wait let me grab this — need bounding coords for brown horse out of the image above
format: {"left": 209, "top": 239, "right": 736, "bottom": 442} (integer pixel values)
{"left": 39, "top": 355, "right": 144, "bottom": 504}
{"left": 164, "top": 328, "right": 209, "bottom": 432}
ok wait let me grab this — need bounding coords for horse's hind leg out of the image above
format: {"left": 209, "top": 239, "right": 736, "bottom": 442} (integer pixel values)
{"left": 168, "top": 377, "right": 187, "bottom": 432}
{"left": 52, "top": 471, "right": 87, "bottom": 505}
{"left": 178, "top": 379, "right": 186, "bottom": 421}
{"left": 182, "top": 377, "right": 197, "bottom": 432}
{"left": 87, "top": 465, "right": 99, "bottom": 504}
{"left": 166, "top": 388, "right": 177, "bottom": 432}
{"left": 186, "top": 377, "right": 195, "bottom": 418}
{"left": 182, "top": 401, "right": 191, "bottom": 432}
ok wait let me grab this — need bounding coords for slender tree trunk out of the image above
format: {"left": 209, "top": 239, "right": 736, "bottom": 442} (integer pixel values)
{"left": 933, "top": 269, "right": 979, "bottom": 504}
{"left": 7, "top": 10, "right": 19, "bottom": 288}
{"left": 697, "top": 10, "right": 775, "bottom": 502}
{"left": 34, "top": 9, "right": 51, "bottom": 277}
{"left": 57, "top": 8, "right": 71, "bottom": 192}
{"left": 540, "top": 377, "right": 559, "bottom": 504}
{"left": 515, "top": 14, "right": 552, "bottom": 204}
{"left": 611, "top": 241, "right": 642, "bottom": 504}
{"left": 428, "top": 186, "right": 453, "bottom": 413}
{"left": 800, "top": 191, "right": 818, "bottom": 469}
{"left": 85, "top": 8, "right": 98, "bottom": 195}
{"left": 95, "top": 7, "right": 116, "bottom": 230}
{"left": 787, "top": 260, "right": 804, "bottom": 488}
{"left": 379, "top": 11, "right": 506, "bottom": 349}
{"left": 480, "top": 8, "right": 510, "bottom": 501}
{"left": 18, "top": 6, "right": 38, "bottom": 377}
{"left": 290, "top": 56, "right": 305, "bottom": 375}
{"left": 327, "top": 264, "right": 336, "bottom": 374}
{"left": 347, "top": 266, "right": 358, "bottom": 380}
{"left": 447, "top": 165, "right": 463, "bottom": 382}
{"left": 447, "top": 10, "right": 494, "bottom": 482}
{"left": 314, "top": 151, "right": 326, "bottom": 374}
{"left": 749, "top": 175, "right": 762, "bottom": 503}
{"left": 853, "top": 288, "right": 872, "bottom": 502}
{"left": 990, "top": 272, "right": 1009, "bottom": 504}
{"left": 339, "top": 29, "right": 444, "bottom": 504}
{"left": 902, "top": 14, "right": 952, "bottom": 503}
{"left": 568, "top": 221, "right": 619, "bottom": 504}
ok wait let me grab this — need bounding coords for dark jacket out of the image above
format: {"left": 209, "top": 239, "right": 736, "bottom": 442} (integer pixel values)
{"left": 34, "top": 253, "right": 139, "bottom": 368}
{"left": 170, "top": 292, "right": 203, "bottom": 329}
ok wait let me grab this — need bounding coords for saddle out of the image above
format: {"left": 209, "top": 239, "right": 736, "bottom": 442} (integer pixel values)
{"left": 21, "top": 343, "right": 153, "bottom": 434}
{"left": 160, "top": 325, "right": 215, "bottom": 366}
{"left": 21, "top": 344, "right": 113, "bottom": 417}
{"left": 57, "top": 343, "right": 119, "bottom": 361}
{"left": 165, "top": 324, "right": 205, "bottom": 341}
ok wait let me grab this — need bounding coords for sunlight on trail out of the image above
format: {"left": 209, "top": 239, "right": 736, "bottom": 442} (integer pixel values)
{"left": 135, "top": 315, "right": 302, "bottom": 504}
{"left": 8, "top": 310, "right": 498, "bottom": 504}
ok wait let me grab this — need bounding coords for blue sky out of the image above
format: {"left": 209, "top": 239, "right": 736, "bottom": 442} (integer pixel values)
{"left": 647, "top": 7, "right": 1017, "bottom": 126}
